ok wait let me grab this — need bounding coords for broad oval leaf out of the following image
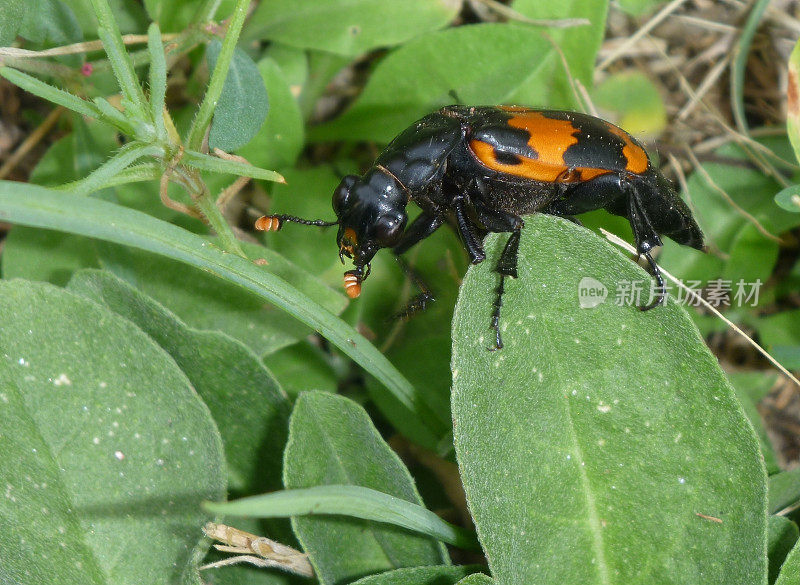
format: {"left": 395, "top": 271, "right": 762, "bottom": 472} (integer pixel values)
{"left": 0, "top": 279, "right": 225, "bottom": 585}
{"left": 237, "top": 57, "right": 304, "bottom": 171}
{"left": 283, "top": 392, "right": 447, "bottom": 584}
{"left": 207, "top": 40, "right": 270, "bottom": 152}
{"left": 66, "top": 269, "right": 292, "bottom": 493}
{"left": 245, "top": 0, "right": 461, "bottom": 57}
{"left": 311, "top": 24, "right": 558, "bottom": 144}
{"left": 451, "top": 215, "right": 766, "bottom": 585}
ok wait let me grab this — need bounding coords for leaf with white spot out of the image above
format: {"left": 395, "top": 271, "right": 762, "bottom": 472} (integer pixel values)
{"left": 452, "top": 215, "right": 767, "bottom": 584}
{"left": 0, "top": 280, "right": 225, "bottom": 585}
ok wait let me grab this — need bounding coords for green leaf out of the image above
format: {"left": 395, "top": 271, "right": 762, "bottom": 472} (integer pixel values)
{"left": 66, "top": 269, "right": 292, "bottom": 493}
{"left": 350, "top": 566, "right": 480, "bottom": 585}
{"left": 0, "top": 181, "right": 428, "bottom": 444}
{"left": 722, "top": 222, "right": 780, "bottom": 285}
{"left": 769, "top": 468, "right": 800, "bottom": 514}
{"left": 0, "top": 279, "right": 226, "bottom": 585}
{"left": 776, "top": 534, "right": 800, "bottom": 585}
{"left": 511, "top": 0, "right": 608, "bottom": 106}
{"left": 769, "top": 516, "right": 799, "bottom": 584}
{"left": 757, "top": 309, "right": 800, "bottom": 349}
{"left": 114, "top": 240, "right": 347, "bottom": 356}
{"left": 775, "top": 185, "right": 800, "bottom": 213}
{"left": 2, "top": 227, "right": 99, "bottom": 285}
{"left": 771, "top": 345, "right": 800, "bottom": 369}
{"left": 19, "top": 0, "right": 82, "bottom": 46}
{"left": 591, "top": 71, "right": 666, "bottom": 136}
{"left": 245, "top": 0, "right": 460, "bottom": 57}
{"left": 262, "top": 341, "right": 338, "bottom": 395}
{"left": 207, "top": 40, "right": 270, "bottom": 152}
{"left": 2, "top": 226, "right": 345, "bottom": 355}
{"left": 182, "top": 148, "right": 285, "bottom": 183}
{"left": 727, "top": 371, "right": 779, "bottom": 475}
{"left": 283, "top": 392, "right": 448, "bottom": 583}
{"left": 237, "top": 56, "right": 304, "bottom": 170}
{"left": 207, "top": 485, "right": 474, "bottom": 551}
{"left": 56, "top": 142, "right": 163, "bottom": 195}
{"left": 451, "top": 215, "right": 767, "bottom": 584}
{"left": 0, "top": 67, "right": 102, "bottom": 121}
{"left": 147, "top": 23, "right": 168, "bottom": 141}
{"left": 0, "top": 0, "right": 25, "bottom": 45}
{"left": 186, "top": 0, "right": 250, "bottom": 150}
{"left": 91, "top": 0, "right": 149, "bottom": 119}
{"left": 311, "top": 24, "right": 557, "bottom": 143}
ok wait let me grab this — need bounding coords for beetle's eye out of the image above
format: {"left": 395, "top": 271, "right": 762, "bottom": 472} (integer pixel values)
{"left": 333, "top": 175, "right": 358, "bottom": 215}
{"left": 373, "top": 215, "right": 405, "bottom": 246}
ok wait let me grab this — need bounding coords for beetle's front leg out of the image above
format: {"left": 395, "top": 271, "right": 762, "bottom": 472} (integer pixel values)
{"left": 389, "top": 213, "right": 444, "bottom": 319}
{"left": 390, "top": 255, "right": 436, "bottom": 320}
{"left": 453, "top": 199, "right": 486, "bottom": 264}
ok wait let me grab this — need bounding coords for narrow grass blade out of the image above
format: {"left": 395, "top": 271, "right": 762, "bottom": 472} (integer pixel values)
{"left": 205, "top": 485, "right": 480, "bottom": 550}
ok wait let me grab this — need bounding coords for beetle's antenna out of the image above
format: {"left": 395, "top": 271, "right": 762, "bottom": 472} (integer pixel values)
{"left": 255, "top": 214, "right": 337, "bottom": 232}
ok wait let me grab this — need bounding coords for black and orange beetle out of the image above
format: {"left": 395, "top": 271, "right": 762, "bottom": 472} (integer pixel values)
{"left": 256, "top": 105, "right": 705, "bottom": 350}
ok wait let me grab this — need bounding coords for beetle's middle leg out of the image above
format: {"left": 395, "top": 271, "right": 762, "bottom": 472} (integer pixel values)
{"left": 390, "top": 212, "right": 444, "bottom": 319}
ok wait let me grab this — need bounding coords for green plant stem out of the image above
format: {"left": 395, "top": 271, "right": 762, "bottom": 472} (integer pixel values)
{"left": 186, "top": 0, "right": 251, "bottom": 151}
{"left": 89, "top": 0, "right": 148, "bottom": 117}
{"left": 186, "top": 172, "right": 246, "bottom": 257}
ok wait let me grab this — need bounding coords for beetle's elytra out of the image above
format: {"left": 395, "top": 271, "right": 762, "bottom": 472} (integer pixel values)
{"left": 256, "top": 105, "right": 705, "bottom": 350}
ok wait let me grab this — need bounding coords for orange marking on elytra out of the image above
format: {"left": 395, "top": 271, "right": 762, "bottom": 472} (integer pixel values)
{"left": 604, "top": 123, "right": 648, "bottom": 174}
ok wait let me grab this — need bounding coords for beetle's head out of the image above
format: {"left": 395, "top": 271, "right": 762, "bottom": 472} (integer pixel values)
{"left": 332, "top": 170, "right": 408, "bottom": 298}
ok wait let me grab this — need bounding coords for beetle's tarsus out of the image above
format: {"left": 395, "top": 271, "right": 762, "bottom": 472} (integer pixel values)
{"left": 638, "top": 251, "right": 667, "bottom": 311}
{"left": 488, "top": 230, "right": 521, "bottom": 351}
{"left": 488, "top": 275, "right": 506, "bottom": 351}
{"left": 391, "top": 256, "right": 436, "bottom": 321}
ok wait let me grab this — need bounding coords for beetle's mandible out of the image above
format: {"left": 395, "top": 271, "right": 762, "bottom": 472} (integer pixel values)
{"left": 256, "top": 105, "right": 705, "bottom": 350}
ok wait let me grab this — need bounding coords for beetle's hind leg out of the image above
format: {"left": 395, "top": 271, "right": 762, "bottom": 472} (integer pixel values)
{"left": 620, "top": 178, "right": 668, "bottom": 310}
{"left": 489, "top": 229, "right": 521, "bottom": 351}
{"left": 639, "top": 251, "right": 666, "bottom": 311}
